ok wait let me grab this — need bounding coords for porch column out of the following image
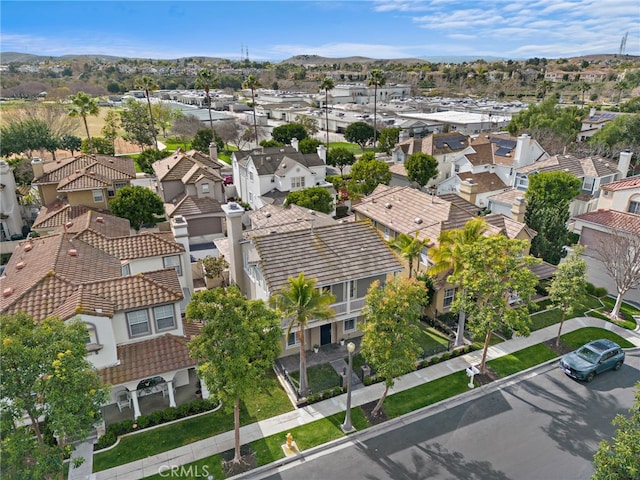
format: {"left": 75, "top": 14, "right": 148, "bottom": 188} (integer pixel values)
{"left": 167, "top": 380, "right": 176, "bottom": 407}
{"left": 130, "top": 391, "right": 142, "bottom": 419}
{"left": 200, "top": 381, "right": 210, "bottom": 400}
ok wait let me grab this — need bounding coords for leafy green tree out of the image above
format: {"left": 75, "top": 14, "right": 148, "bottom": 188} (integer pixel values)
{"left": 592, "top": 382, "right": 640, "bottom": 480}
{"left": 136, "top": 148, "right": 167, "bottom": 175}
{"left": 326, "top": 147, "right": 356, "bottom": 177}
{"left": 0, "top": 313, "right": 108, "bottom": 479}
{"left": 367, "top": 69, "right": 386, "bottom": 147}
{"left": 119, "top": 98, "right": 155, "bottom": 149}
{"left": 429, "top": 218, "right": 488, "bottom": 347}
{"left": 195, "top": 69, "right": 219, "bottom": 136}
{"left": 0, "top": 119, "right": 57, "bottom": 159}
{"left": 187, "top": 287, "right": 281, "bottom": 464}
{"left": 151, "top": 102, "right": 180, "bottom": 139}
{"left": 524, "top": 171, "right": 581, "bottom": 264}
{"left": 589, "top": 114, "right": 640, "bottom": 156}
{"left": 271, "top": 123, "right": 308, "bottom": 145}
{"left": 135, "top": 76, "right": 159, "bottom": 149}
{"left": 319, "top": 77, "right": 335, "bottom": 144}
{"left": 389, "top": 232, "right": 430, "bottom": 278}
{"left": 285, "top": 186, "right": 334, "bottom": 214}
{"left": 101, "top": 109, "right": 121, "bottom": 153}
{"left": 405, "top": 152, "right": 439, "bottom": 189}
{"left": 349, "top": 154, "right": 391, "bottom": 196}
{"left": 270, "top": 273, "right": 335, "bottom": 396}
{"left": 259, "top": 139, "right": 284, "bottom": 148}
{"left": 6, "top": 157, "right": 35, "bottom": 185}
{"left": 361, "top": 277, "right": 427, "bottom": 416}
{"left": 191, "top": 129, "right": 214, "bottom": 153}
{"left": 81, "top": 137, "right": 114, "bottom": 155}
{"left": 298, "top": 137, "right": 321, "bottom": 154}
{"left": 344, "top": 121, "right": 376, "bottom": 151}
{"left": 68, "top": 91, "right": 99, "bottom": 154}
{"left": 294, "top": 114, "right": 319, "bottom": 137}
{"left": 108, "top": 185, "right": 164, "bottom": 230}
{"left": 378, "top": 127, "right": 401, "bottom": 155}
{"left": 548, "top": 246, "right": 588, "bottom": 346}
{"left": 242, "top": 74, "right": 262, "bottom": 144}
{"left": 59, "top": 134, "right": 82, "bottom": 156}
{"left": 451, "top": 235, "right": 540, "bottom": 372}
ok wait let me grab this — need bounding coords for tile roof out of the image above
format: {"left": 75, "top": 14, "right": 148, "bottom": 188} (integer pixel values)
{"left": 353, "top": 185, "right": 481, "bottom": 243}
{"left": 483, "top": 213, "right": 537, "bottom": 240}
{"left": 32, "top": 203, "right": 131, "bottom": 236}
{"left": 153, "top": 149, "right": 222, "bottom": 182}
{"left": 600, "top": 175, "right": 640, "bottom": 192}
{"left": 458, "top": 172, "right": 507, "bottom": 193}
{"left": 99, "top": 334, "right": 196, "bottom": 386}
{"left": 251, "top": 221, "right": 403, "bottom": 293}
{"left": 464, "top": 142, "right": 495, "bottom": 166}
{"left": 247, "top": 204, "right": 337, "bottom": 237}
{"left": 236, "top": 147, "right": 325, "bottom": 176}
{"left": 573, "top": 209, "right": 640, "bottom": 235}
{"left": 517, "top": 154, "right": 621, "bottom": 178}
{"left": 396, "top": 132, "right": 469, "bottom": 156}
{"left": 76, "top": 230, "right": 185, "bottom": 260}
{"left": 165, "top": 194, "right": 223, "bottom": 217}
{"left": 487, "top": 188, "right": 527, "bottom": 205}
{"left": 34, "top": 155, "right": 136, "bottom": 188}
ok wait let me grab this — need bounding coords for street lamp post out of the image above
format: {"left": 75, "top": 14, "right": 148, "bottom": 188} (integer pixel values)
{"left": 341, "top": 341, "right": 356, "bottom": 433}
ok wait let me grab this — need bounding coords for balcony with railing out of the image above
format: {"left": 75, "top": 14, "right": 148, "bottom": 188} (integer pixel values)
{"left": 330, "top": 297, "right": 365, "bottom": 316}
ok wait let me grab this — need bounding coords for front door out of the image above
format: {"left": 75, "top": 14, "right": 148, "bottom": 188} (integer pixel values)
{"left": 320, "top": 324, "right": 331, "bottom": 346}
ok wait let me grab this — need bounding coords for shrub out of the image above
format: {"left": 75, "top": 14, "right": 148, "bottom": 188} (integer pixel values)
{"left": 94, "top": 431, "right": 116, "bottom": 450}
{"left": 135, "top": 415, "right": 150, "bottom": 429}
{"left": 147, "top": 409, "right": 165, "bottom": 426}
{"left": 586, "top": 283, "right": 596, "bottom": 295}
{"left": 594, "top": 287, "right": 608, "bottom": 298}
{"left": 442, "top": 352, "right": 451, "bottom": 360}
{"left": 431, "top": 356, "right": 441, "bottom": 364}
{"left": 164, "top": 407, "right": 180, "bottom": 422}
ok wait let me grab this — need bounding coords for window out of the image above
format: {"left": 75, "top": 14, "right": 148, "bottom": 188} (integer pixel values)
{"left": 121, "top": 263, "right": 131, "bottom": 276}
{"left": 292, "top": 176, "right": 305, "bottom": 189}
{"left": 349, "top": 280, "right": 356, "bottom": 298}
{"left": 85, "top": 323, "right": 101, "bottom": 351}
{"left": 92, "top": 189, "right": 104, "bottom": 203}
{"left": 153, "top": 305, "right": 176, "bottom": 331}
{"left": 344, "top": 318, "right": 356, "bottom": 332}
{"left": 629, "top": 201, "right": 640, "bottom": 214}
{"left": 249, "top": 171, "right": 254, "bottom": 181}
{"left": 201, "top": 183, "right": 210, "bottom": 193}
{"left": 383, "top": 226, "right": 390, "bottom": 241}
{"left": 163, "top": 255, "right": 182, "bottom": 276}
{"left": 443, "top": 288, "right": 456, "bottom": 309}
{"left": 114, "top": 182, "right": 127, "bottom": 191}
{"left": 107, "top": 187, "right": 115, "bottom": 198}
{"left": 127, "top": 310, "right": 150, "bottom": 336}
{"left": 582, "top": 177, "right": 595, "bottom": 193}
{"left": 287, "top": 332, "right": 299, "bottom": 347}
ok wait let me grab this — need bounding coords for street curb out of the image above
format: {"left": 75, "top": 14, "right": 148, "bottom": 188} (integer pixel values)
{"left": 236, "top": 357, "right": 563, "bottom": 480}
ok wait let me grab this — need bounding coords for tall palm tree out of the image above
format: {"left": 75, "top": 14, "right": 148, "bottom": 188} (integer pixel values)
{"left": 135, "top": 76, "right": 159, "bottom": 149}
{"left": 270, "top": 272, "right": 335, "bottom": 396}
{"left": 319, "top": 77, "right": 335, "bottom": 145}
{"left": 577, "top": 82, "right": 591, "bottom": 108}
{"left": 367, "top": 69, "right": 386, "bottom": 148}
{"left": 195, "top": 69, "right": 219, "bottom": 136}
{"left": 389, "top": 232, "right": 429, "bottom": 278}
{"left": 538, "top": 80, "right": 553, "bottom": 100}
{"left": 68, "top": 91, "right": 99, "bottom": 154}
{"left": 242, "top": 74, "right": 262, "bottom": 145}
{"left": 428, "top": 218, "right": 488, "bottom": 347}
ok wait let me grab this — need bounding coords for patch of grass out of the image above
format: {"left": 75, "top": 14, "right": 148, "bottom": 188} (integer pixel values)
{"left": 289, "top": 363, "right": 341, "bottom": 393}
{"left": 488, "top": 344, "right": 558, "bottom": 377}
{"left": 560, "top": 327, "right": 635, "bottom": 350}
{"left": 417, "top": 325, "right": 451, "bottom": 352}
{"left": 94, "top": 373, "right": 292, "bottom": 472}
{"left": 530, "top": 307, "right": 563, "bottom": 331}
{"left": 383, "top": 371, "right": 470, "bottom": 419}
{"left": 601, "top": 297, "right": 640, "bottom": 319}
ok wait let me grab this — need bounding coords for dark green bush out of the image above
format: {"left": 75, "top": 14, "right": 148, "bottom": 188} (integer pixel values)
{"left": 94, "top": 431, "right": 116, "bottom": 450}
{"left": 594, "top": 287, "right": 608, "bottom": 298}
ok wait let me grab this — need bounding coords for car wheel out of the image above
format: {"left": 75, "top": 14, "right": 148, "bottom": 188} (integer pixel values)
{"left": 585, "top": 372, "right": 595, "bottom": 382}
{"left": 614, "top": 361, "right": 623, "bottom": 371}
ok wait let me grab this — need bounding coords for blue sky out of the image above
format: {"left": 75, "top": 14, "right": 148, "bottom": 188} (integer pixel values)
{"left": 1, "top": 0, "right": 639, "bottom": 61}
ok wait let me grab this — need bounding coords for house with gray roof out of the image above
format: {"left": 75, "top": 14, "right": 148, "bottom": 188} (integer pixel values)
{"left": 231, "top": 144, "right": 332, "bottom": 211}
{"left": 217, "top": 202, "right": 403, "bottom": 357}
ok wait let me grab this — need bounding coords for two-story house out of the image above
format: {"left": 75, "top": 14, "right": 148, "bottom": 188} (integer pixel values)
{"left": 231, "top": 145, "right": 332, "bottom": 211}
{"left": 152, "top": 149, "right": 226, "bottom": 239}
{"left": 596, "top": 174, "right": 640, "bottom": 214}
{"left": 31, "top": 154, "right": 137, "bottom": 209}
{"left": 0, "top": 215, "right": 202, "bottom": 420}
{"left": 577, "top": 109, "right": 626, "bottom": 142}
{"left": 0, "top": 160, "right": 26, "bottom": 242}
{"left": 215, "top": 202, "right": 403, "bottom": 356}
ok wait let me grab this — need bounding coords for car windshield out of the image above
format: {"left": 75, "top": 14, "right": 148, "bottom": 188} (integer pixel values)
{"left": 576, "top": 346, "right": 600, "bottom": 364}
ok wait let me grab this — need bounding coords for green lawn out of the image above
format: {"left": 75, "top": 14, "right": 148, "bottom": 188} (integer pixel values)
{"left": 488, "top": 344, "right": 559, "bottom": 377}
{"left": 417, "top": 325, "right": 451, "bottom": 355}
{"left": 560, "top": 327, "right": 635, "bottom": 350}
{"left": 530, "top": 295, "right": 606, "bottom": 331}
{"left": 327, "top": 141, "right": 375, "bottom": 155}
{"left": 93, "top": 373, "right": 292, "bottom": 472}
{"left": 289, "top": 363, "right": 341, "bottom": 393}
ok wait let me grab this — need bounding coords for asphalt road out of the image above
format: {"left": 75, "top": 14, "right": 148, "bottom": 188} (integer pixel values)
{"left": 253, "top": 352, "right": 640, "bottom": 480}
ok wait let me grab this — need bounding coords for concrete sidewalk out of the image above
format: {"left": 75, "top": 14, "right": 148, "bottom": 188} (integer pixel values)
{"left": 92, "top": 317, "right": 640, "bottom": 480}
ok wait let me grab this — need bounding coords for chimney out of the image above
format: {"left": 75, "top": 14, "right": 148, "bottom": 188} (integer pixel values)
{"left": 513, "top": 134, "right": 530, "bottom": 168}
{"left": 316, "top": 144, "right": 327, "bottom": 163}
{"left": 618, "top": 150, "right": 632, "bottom": 178}
{"left": 209, "top": 142, "right": 218, "bottom": 160}
{"left": 31, "top": 157, "right": 44, "bottom": 180}
{"left": 170, "top": 215, "right": 194, "bottom": 291}
{"left": 222, "top": 202, "right": 246, "bottom": 293}
{"left": 291, "top": 137, "right": 299, "bottom": 152}
{"left": 589, "top": 107, "right": 596, "bottom": 117}
{"left": 511, "top": 196, "right": 527, "bottom": 222}
{"left": 458, "top": 178, "right": 478, "bottom": 204}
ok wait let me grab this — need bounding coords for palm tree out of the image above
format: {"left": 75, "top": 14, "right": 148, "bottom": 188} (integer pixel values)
{"left": 68, "top": 91, "right": 99, "bottom": 154}
{"left": 577, "top": 82, "right": 591, "bottom": 108}
{"left": 242, "top": 74, "right": 262, "bottom": 145}
{"left": 428, "top": 218, "right": 488, "bottom": 347}
{"left": 270, "top": 272, "right": 335, "bottom": 396}
{"left": 195, "top": 69, "right": 219, "bottom": 136}
{"left": 389, "top": 232, "right": 430, "bottom": 278}
{"left": 319, "top": 77, "right": 335, "bottom": 145}
{"left": 367, "top": 69, "right": 386, "bottom": 148}
{"left": 135, "top": 76, "right": 159, "bottom": 149}
{"left": 538, "top": 80, "right": 553, "bottom": 100}
{"left": 613, "top": 81, "right": 628, "bottom": 105}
